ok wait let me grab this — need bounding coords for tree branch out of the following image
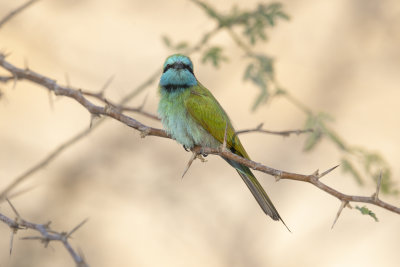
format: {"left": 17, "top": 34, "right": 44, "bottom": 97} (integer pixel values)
{"left": 191, "top": 146, "right": 400, "bottom": 215}
{"left": 0, "top": 199, "right": 88, "bottom": 267}
{"left": 1, "top": 53, "right": 399, "bottom": 218}
{"left": 0, "top": 75, "right": 17, "bottom": 82}
{"left": 0, "top": 56, "right": 310, "bottom": 200}
{"left": 0, "top": 54, "right": 168, "bottom": 137}
{"left": 236, "top": 122, "right": 313, "bottom": 137}
{"left": 0, "top": 0, "right": 39, "bottom": 29}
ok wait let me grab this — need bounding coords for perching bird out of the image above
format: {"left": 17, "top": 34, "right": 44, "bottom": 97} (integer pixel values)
{"left": 158, "top": 54, "right": 289, "bottom": 230}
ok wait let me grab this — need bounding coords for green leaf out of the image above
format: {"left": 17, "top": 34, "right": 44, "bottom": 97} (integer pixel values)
{"left": 274, "top": 87, "right": 287, "bottom": 96}
{"left": 353, "top": 148, "right": 398, "bottom": 195}
{"left": 175, "top": 42, "right": 189, "bottom": 51}
{"left": 325, "top": 129, "right": 347, "bottom": 151}
{"left": 160, "top": 35, "right": 189, "bottom": 52}
{"left": 302, "top": 113, "right": 323, "bottom": 151}
{"left": 201, "top": 46, "right": 228, "bottom": 68}
{"left": 303, "top": 128, "right": 322, "bottom": 151}
{"left": 194, "top": 1, "right": 289, "bottom": 45}
{"left": 355, "top": 206, "right": 379, "bottom": 222}
{"left": 162, "top": 35, "right": 171, "bottom": 48}
{"left": 302, "top": 112, "right": 339, "bottom": 151}
{"left": 241, "top": 3, "right": 290, "bottom": 45}
{"left": 242, "top": 55, "right": 275, "bottom": 110}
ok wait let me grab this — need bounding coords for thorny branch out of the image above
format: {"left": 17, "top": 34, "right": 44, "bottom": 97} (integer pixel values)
{"left": 191, "top": 146, "right": 400, "bottom": 219}
{"left": 0, "top": 0, "right": 39, "bottom": 29}
{"left": 236, "top": 123, "right": 313, "bottom": 137}
{"left": 0, "top": 54, "right": 308, "bottom": 200}
{"left": 0, "top": 199, "right": 88, "bottom": 267}
{"left": 0, "top": 55, "right": 165, "bottom": 200}
{"left": 1, "top": 54, "right": 399, "bottom": 219}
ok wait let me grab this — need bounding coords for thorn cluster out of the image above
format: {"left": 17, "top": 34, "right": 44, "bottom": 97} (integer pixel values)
{"left": 0, "top": 199, "right": 89, "bottom": 266}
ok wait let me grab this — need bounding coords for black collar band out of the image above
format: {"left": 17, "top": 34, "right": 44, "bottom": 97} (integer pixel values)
{"left": 162, "top": 84, "right": 191, "bottom": 92}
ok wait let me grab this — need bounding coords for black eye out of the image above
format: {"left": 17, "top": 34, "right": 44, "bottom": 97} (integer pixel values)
{"left": 163, "top": 64, "right": 172, "bottom": 73}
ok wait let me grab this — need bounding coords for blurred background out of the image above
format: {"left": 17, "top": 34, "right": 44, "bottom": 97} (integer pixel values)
{"left": 1, "top": 0, "right": 400, "bottom": 266}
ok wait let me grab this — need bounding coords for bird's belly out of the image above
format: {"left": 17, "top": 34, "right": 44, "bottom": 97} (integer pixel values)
{"left": 158, "top": 100, "right": 219, "bottom": 149}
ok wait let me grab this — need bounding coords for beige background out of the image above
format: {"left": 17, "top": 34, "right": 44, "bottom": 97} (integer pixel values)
{"left": 1, "top": 0, "right": 400, "bottom": 266}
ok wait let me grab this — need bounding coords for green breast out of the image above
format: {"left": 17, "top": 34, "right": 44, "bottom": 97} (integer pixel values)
{"left": 158, "top": 87, "right": 219, "bottom": 149}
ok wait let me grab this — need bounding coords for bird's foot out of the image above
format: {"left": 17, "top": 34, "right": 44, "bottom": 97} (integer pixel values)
{"left": 199, "top": 147, "right": 208, "bottom": 157}
{"left": 183, "top": 145, "right": 190, "bottom": 152}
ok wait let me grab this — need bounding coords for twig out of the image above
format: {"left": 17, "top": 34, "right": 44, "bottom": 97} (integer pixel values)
{"left": 0, "top": 0, "right": 39, "bottom": 29}
{"left": 7, "top": 185, "right": 38, "bottom": 200}
{"left": 80, "top": 76, "right": 114, "bottom": 100}
{"left": 0, "top": 200, "right": 88, "bottom": 267}
{"left": 0, "top": 75, "right": 17, "bottom": 82}
{"left": 182, "top": 151, "right": 200, "bottom": 179}
{"left": 236, "top": 123, "right": 313, "bottom": 137}
{"left": 6, "top": 198, "right": 20, "bottom": 217}
{"left": 66, "top": 218, "right": 89, "bottom": 238}
{"left": 98, "top": 75, "right": 115, "bottom": 96}
{"left": 121, "top": 106, "right": 159, "bottom": 120}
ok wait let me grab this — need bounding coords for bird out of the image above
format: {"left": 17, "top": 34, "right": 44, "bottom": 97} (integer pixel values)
{"left": 158, "top": 54, "right": 289, "bottom": 230}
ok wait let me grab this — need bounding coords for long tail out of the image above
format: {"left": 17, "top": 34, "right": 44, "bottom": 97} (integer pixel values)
{"left": 225, "top": 159, "right": 290, "bottom": 232}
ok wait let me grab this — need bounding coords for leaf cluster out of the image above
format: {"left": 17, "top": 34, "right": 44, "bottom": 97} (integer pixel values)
{"left": 356, "top": 206, "right": 379, "bottom": 222}
{"left": 304, "top": 112, "right": 397, "bottom": 195}
{"left": 243, "top": 54, "right": 275, "bottom": 110}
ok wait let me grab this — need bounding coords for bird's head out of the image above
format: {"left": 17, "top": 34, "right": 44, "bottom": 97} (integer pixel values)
{"left": 159, "top": 54, "right": 197, "bottom": 91}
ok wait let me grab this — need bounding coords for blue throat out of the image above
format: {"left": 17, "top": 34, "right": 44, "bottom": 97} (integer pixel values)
{"left": 159, "top": 54, "right": 198, "bottom": 92}
{"left": 160, "top": 70, "right": 197, "bottom": 90}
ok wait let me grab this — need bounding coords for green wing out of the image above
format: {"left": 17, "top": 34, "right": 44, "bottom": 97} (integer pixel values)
{"left": 184, "top": 82, "right": 249, "bottom": 159}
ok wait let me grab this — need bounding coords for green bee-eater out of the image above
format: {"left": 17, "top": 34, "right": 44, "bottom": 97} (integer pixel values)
{"left": 158, "top": 54, "right": 288, "bottom": 230}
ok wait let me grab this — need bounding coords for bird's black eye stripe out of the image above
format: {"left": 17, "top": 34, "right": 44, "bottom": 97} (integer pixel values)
{"left": 163, "top": 64, "right": 172, "bottom": 73}
{"left": 163, "top": 62, "right": 194, "bottom": 74}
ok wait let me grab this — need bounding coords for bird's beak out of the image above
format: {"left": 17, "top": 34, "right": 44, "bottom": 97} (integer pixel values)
{"left": 174, "top": 62, "right": 185, "bottom": 70}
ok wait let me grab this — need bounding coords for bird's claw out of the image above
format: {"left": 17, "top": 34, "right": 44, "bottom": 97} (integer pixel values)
{"left": 183, "top": 145, "right": 207, "bottom": 157}
{"left": 198, "top": 147, "right": 208, "bottom": 157}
